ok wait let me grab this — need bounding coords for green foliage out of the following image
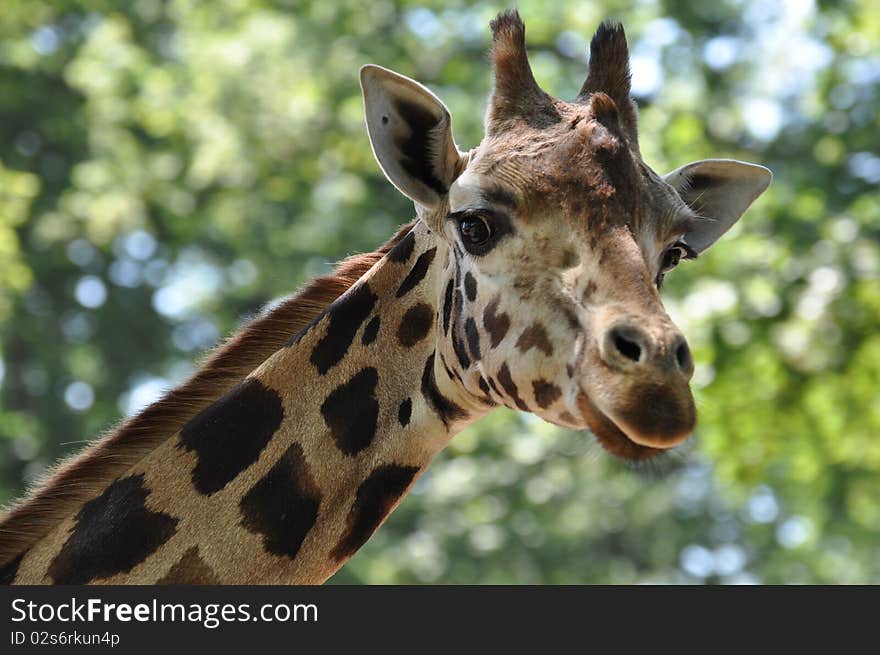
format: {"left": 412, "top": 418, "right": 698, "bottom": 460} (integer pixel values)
{"left": 0, "top": 0, "right": 877, "bottom": 583}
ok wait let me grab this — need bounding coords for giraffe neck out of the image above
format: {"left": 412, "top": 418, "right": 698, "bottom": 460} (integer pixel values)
{"left": 12, "top": 221, "right": 490, "bottom": 584}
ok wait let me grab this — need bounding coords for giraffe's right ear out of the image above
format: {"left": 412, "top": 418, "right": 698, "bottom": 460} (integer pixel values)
{"left": 360, "top": 65, "right": 463, "bottom": 209}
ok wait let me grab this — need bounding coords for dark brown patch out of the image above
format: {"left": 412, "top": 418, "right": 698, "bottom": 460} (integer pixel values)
{"left": 387, "top": 230, "right": 416, "bottom": 263}
{"left": 48, "top": 474, "right": 178, "bottom": 585}
{"left": 442, "top": 278, "right": 454, "bottom": 335}
{"left": 157, "top": 546, "right": 220, "bottom": 585}
{"left": 465, "top": 317, "right": 481, "bottom": 361}
{"left": 516, "top": 322, "right": 553, "bottom": 357}
{"left": 483, "top": 296, "right": 510, "bottom": 348}
{"left": 179, "top": 378, "right": 284, "bottom": 496}
{"left": 396, "top": 247, "right": 437, "bottom": 298}
{"left": 439, "top": 351, "right": 461, "bottom": 384}
{"left": 309, "top": 283, "right": 378, "bottom": 374}
{"left": 330, "top": 464, "right": 420, "bottom": 561}
{"left": 421, "top": 353, "right": 467, "bottom": 426}
{"left": 486, "top": 376, "right": 502, "bottom": 396}
{"left": 239, "top": 442, "right": 322, "bottom": 560}
{"left": 532, "top": 379, "right": 562, "bottom": 409}
{"left": 582, "top": 279, "right": 598, "bottom": 302}
{"left": 362, "top": 315, "right": 380, "bottom": 346}
{"left": 464, "top": 272, "right": 478, "bottom": 302}
{"left": 478, "top": 376, "right": 491, "bottom": 396}
{"left": 0, "top": 552, "right": 24, "bottom": 585}
{"left": 559, "top": 411, "right": 576, "bottom": 424}
{"left": 562, "top": 250, "right": 579, "bottom": 268}
{"left": 321, "top": 368, "right": 380, "bottom": 456}
{"left": 398, "top": 398, "right": 412, "bottom": 427}
{"left": 452, "top": 331, "right": 471, "bottom": 369}
{"left": 566, "top": 363, "right": 575, "bottom": 378}
{"left": 397, "top": 303, "right": 434, "bottom": 347}
{"left": 497, "top": 363, "right": 530, "bottom": 411}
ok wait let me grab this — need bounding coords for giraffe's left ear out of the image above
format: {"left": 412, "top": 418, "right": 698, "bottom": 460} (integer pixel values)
{"left": 360, "top": 65, "right": 463, "bottom": 209}
{"left": 664, "top": 159, "right": 773, "bottom": 253}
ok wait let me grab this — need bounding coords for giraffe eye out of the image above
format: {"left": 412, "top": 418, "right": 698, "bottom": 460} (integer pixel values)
{"left": 660, "top": 246, "right": 683, "bottom": 273}
{"left": 656, "top": 241, "right": 694, "bottom": 287}
{"left": 457, "top": 213, "right": 495, "bottom": 253}
{"left": 448, "top": 208, "right": 512, "bottom": 256}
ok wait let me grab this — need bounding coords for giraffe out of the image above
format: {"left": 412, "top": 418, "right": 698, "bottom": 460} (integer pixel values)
{"left": 0, "top": 10, "right": 771, "bottom": 585}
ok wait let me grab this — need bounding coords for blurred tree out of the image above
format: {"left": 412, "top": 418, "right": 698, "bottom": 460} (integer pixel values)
{"left": 0, "top": 0, "right": 877, "bottom": 583}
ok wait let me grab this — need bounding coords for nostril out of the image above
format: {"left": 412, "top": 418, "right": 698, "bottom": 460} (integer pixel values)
{"left": 613, "top": 331, "right": 642, "bottom": 363}
{"left": 675, "top": 340, "right": 692, "bottom": 371}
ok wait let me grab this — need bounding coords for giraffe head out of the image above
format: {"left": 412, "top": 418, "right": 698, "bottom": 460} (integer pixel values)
{"left": 360, "top": 11, "right": 771, "bottom": 460}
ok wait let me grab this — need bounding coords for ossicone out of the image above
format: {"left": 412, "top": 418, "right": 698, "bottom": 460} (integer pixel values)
{"left": 486, "top": 9, "right": 560, "bottom": 133}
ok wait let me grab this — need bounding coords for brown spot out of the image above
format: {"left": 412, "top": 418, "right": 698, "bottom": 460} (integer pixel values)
{"left": 465, "top": 317, "right": 481, "bottom": 360}
{"left": 397, "top": 303, "right": 434, "bottom": 347}
{"left": 562, "top": 250, "right": 580, "bottom": 268}
{"left": 306, "top": 283, "right": 378, "bottom": 374}
{"left": 439, "top": 351, "right": 461, "bottom": 384}
{"left": 497, "top": 363, "right": 529, "bottom": 411}
{"left": 478, "top": 376, "right": 491, "bottom": 396}
{"left": 396, "top": 247, "right": 437, "bottom": 298}
{"left": 387, "top": 230, "right": 416, "bottom": 263}
{"left": 486, "top": 376, "right": 502, "bottom": 396}
{"left": 532, "top": 380, "right": 562, "bottom": 409}
{"left": 157, "top": 547, "right": 220, "bottom": 585}
{"left": 239, "top": 442, "right": 322, "bottom": 560}
{"left": 559, "top": 411, "right": 576, "bottom": 424}
{"left": 321, "top": 368, "right": 380, "bottom": 456}
{"left": 421, "top": 353, "right": 467, "bottom": 426}
{"left": 452, "top": 330, "right": 471, "bottom": 370}
{"left": 398, "top": 398, "right": 412, "bottom": 427}
{"left": 0, "top": 552, "right": 24, "bottom": 585}
{"left": 48, "top": 474, "right": 178, "bottom": 584}
{"left": 180, "top": 378, "right": 284, "bottom": 496}
{"left": 482, "top": 296, "right": 510, "bottom": 348}
{"left": 516, "top": 322, "right": 553, "bottom": 357}
{"left": 442, "top": 278, "right": 454, "bottom": 335}
{"left": 362, "top": 316, "right": 380, "bottom": 345}
{"left": 464, "top": 272, "right": 478, "bottom": 302}
{"left": 330, "top": 464, "right": 420, "bottom": 561}
{"left": 582, "top": 279, "right": 598, "bottom": 302}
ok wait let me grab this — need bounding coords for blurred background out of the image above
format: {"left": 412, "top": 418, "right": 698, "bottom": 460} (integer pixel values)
{"left": 0, "top": 0, "right": 878, "bottom": 584}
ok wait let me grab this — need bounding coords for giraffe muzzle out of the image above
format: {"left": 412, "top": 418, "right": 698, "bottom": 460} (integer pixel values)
{"left": 576, "top": 316, "right": 697, "bottom": 457}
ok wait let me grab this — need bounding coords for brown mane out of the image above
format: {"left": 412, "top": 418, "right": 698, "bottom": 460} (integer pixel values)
{"left": 0, "top": 221, "right": 414, "bottom": 567}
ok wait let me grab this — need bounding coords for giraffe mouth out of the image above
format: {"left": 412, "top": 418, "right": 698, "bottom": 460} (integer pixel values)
{"left": 576, "top": 392, "right": 676, "bottom": 461}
